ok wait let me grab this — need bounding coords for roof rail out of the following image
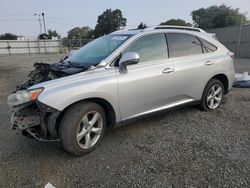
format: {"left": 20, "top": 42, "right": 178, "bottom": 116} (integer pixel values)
{"left": 153, "top": 25, "right": 206, "bottom": 33}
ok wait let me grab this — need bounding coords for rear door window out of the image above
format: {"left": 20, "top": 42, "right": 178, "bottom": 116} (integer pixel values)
{"left": 166, "top": 33, "right": 203, "bottom": 58}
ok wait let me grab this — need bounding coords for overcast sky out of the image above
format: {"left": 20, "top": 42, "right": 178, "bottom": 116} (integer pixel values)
{"left": 0, "top": 0, "right": 249, "bottom": 38}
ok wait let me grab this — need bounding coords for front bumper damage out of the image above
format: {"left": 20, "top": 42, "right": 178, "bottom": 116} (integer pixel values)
{"left": 11, "top": 101, "right": 61, "bottom": 141}
{"left": 9, "top": 61, "right": 90, "bottom": 141}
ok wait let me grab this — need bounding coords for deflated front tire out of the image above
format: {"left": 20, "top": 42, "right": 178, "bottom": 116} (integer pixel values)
{"left": 59, "top": 102, "right": 106, "bottom": 156}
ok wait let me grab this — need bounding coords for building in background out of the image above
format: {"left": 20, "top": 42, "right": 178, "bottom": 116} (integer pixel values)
{"left": 17, "top": 36, "right": 26, "bottom": 41}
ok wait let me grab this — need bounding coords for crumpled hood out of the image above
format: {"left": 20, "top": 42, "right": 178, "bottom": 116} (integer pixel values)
{"left": 28, "top": 66, "right": 108, "bottom": 90}
{"left": 15, "top": 61, "right": 90, "bottom": 91}
{"left": 50, "top": 61, "right": 88, "bottom": 77}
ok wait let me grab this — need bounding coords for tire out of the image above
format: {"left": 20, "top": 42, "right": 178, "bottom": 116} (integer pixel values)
{"left": 200, "top": 79, "right": 225, "bottom": 111}
{"left": 59, "top": 102, "right": 106, "bottom": 156}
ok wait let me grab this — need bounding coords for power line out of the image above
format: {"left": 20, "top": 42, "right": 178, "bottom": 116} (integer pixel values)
{"left": 0, "top": 19, "right": 36, "bottom": 22}
{"left": 47, "top": 21, "right": 79, "bottom": 27}
{"left": 0, "top": 18, "right": 76, "bottom": 26}
{"left": 47, "top": 16, "right": 92, "bottom": 24}
{"left": 0, "top": 14, "right": 34, "bottom": 17}
{"left": 0, "top": 18, "right": 92, "bottom": 27}
{"left": 0, "top": 14, "right": 92, "bottom": 24}
{"left": 0, "top": 14, "right": 95, "bottom": 37}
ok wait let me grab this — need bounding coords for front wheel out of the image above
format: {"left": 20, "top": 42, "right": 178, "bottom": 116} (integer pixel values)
{"left": 59, "top": 102, "right": 106, "bottom": 155}
{"left": 200, "top": 79, "right": 224, "bottom": 111}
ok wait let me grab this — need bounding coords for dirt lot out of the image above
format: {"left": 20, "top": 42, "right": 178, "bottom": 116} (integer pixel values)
{"left": 0, "top": 54, "right": 249, "bottom": 188}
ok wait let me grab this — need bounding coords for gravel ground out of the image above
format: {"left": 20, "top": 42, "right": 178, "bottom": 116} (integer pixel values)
{"left": 0, "top": 55, "right": 249, "bottom": 188}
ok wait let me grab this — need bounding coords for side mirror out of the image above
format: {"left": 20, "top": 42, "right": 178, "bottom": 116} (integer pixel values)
{"left": 119, "top": 52, "right": 139, "bottom": 74}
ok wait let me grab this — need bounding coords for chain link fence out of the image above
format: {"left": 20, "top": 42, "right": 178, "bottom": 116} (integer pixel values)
{"left": 0, "top": 39, "right": 92, "bottom": 56}
{"left": 61, "top": 39, "right": 92, "bottom": 53}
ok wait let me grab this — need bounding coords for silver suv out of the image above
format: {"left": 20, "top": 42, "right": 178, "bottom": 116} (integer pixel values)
{"left": 8, "top": 26, "right": 235, "bottom": 155}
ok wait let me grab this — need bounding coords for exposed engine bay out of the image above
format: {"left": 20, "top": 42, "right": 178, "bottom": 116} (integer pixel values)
{"left": 16, "top": 59, "right": 90, "bottom": 91}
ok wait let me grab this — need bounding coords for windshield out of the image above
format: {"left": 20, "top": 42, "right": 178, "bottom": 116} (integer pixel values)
{"left": 65, "top": 35, "right": 131, "bottom": 66}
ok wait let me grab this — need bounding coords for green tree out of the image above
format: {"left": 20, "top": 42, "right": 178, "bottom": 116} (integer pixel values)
{"left": 38, "top": 30, "right": 60, "bottom": 39}
{"left": 191, "top": 4, "right": 249, "bottom": 29}
{"left": 48, "top": 29, "right": 61, "bottom": 39}
{"left": 38, "top": 33, "right": 48, "bottom": 39}
{"left": 87, "top": 30, "right": 95, "bottom": 39}
{"left": 94, "top": 9, "right": 127, "bottom": 37}
{"left": 67, "top": 27, "right": 92, "bottom": 39}
{"left": 160, "top": 19, "right": 192, "bottom": 26}
{"left": 0, "top": 33, "right": 17, "bottom": 40}
{"left": 137, "top": 22, "right": 147, "bottom": 29}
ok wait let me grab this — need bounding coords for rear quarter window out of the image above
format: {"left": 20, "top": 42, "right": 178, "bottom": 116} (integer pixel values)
{"left": 200, "top": 38, "right": 218, "bottom": 53}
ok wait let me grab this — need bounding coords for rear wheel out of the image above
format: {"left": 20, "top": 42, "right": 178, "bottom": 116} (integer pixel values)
{"left": 200, "top": 79, "right": 224, "bottom": 111}
{"left": 59, "top": 102, "right": 106, "bottom": 155}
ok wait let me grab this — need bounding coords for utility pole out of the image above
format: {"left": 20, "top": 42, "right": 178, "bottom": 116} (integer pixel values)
{"left": 41, "top": 13, "right": 47, "bottom": 34}
{"left": 34, "top": 13, "right": 42, "bottom": 34}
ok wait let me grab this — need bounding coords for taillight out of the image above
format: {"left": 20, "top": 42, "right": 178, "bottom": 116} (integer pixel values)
{"left": 227, "top": 52, "right": 235, "bottom": 59}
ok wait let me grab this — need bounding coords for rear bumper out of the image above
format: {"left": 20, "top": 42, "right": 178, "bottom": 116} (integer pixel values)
{"left": 10, "top": 101, "right": 61, "bottom": 141}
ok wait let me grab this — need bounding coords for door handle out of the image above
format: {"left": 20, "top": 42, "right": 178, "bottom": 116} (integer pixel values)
{"left": 162, "top": 68, "right": 175, "bottom": 74}
{"left": 205, "top": 61, "right": 214, "bottom": 66}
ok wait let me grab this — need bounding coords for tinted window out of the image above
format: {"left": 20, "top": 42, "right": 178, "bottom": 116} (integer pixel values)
{"left": 200, "top": 39, "right": 218, "bottom": 53}
{"left": 124, "top": 34, "right": 168, "bottom": 62}
{"left": 166, "top": 33, "right": 203, "bottom": 58}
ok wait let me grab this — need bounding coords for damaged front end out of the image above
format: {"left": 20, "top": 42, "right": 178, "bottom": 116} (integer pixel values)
{"left": 8, "top": 89, "right": 61, "bottom": 141}
{"left": 7, "top": 59, "right": 92, "bottom": 141}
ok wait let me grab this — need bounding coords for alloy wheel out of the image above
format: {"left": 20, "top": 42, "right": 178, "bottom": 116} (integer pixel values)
{"left": 206, "top": 84, "right": 223, "bottom": 109}
{"left": 76, "top": 111, "right": 103, "bottom": 149}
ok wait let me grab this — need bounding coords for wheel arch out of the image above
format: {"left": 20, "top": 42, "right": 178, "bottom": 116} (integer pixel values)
{"left": 211, "top": 74, "right": 229, "bottom": 94}
{"left": 55, "top": 97, "right": 117, "bottom": 133}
